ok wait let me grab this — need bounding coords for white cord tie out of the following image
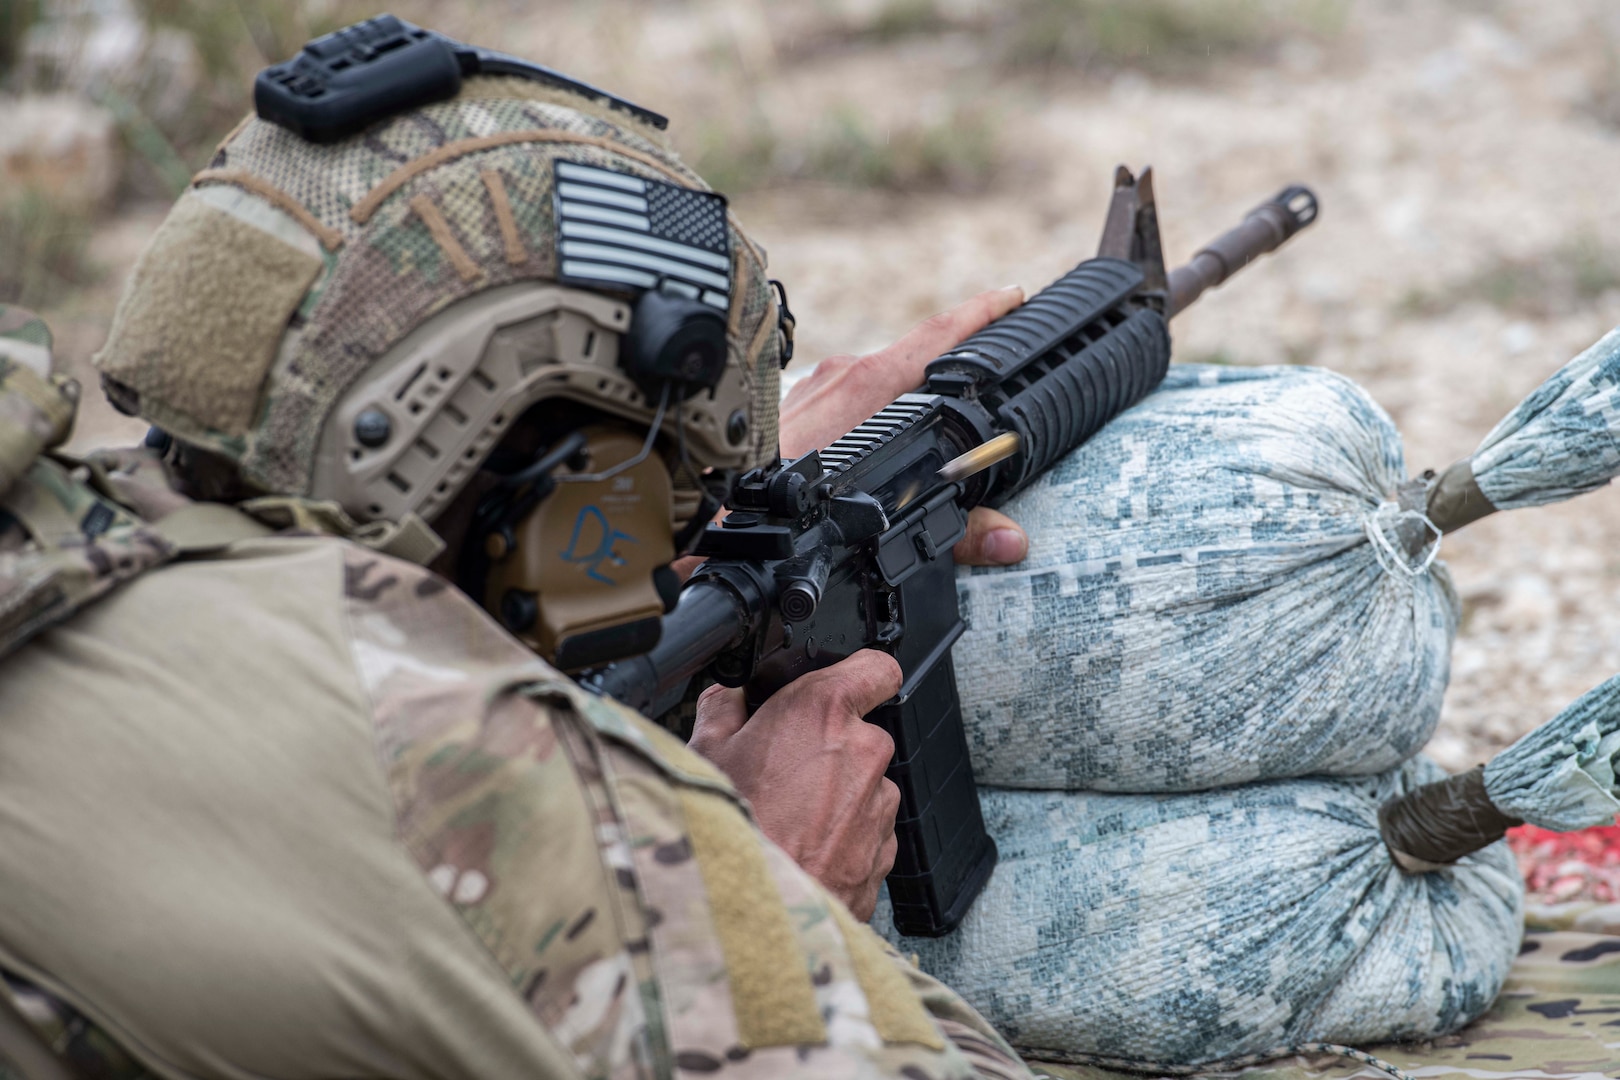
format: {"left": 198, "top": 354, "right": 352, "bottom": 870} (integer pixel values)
{"left": 1364, "top": 500, "right": 1442, "bottom": 578}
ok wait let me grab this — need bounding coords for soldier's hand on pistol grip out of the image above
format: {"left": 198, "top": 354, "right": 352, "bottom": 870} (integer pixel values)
{"left": 688, "top": 649, "right": 904, "bottom": 919}
{"left": 779, "top": 287, "right": 1030, "bottom": 568}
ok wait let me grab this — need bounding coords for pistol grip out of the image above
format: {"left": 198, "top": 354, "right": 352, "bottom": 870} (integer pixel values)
{"left": 743, "top": 521, "right": 998, "bottom": 935}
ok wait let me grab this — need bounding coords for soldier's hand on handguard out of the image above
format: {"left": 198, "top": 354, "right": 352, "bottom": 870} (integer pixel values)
{"left": 779, "top": 285, "right": 1030, "bottom": 567}
{"left": 689, "top": 649, "right": 904, "bottom": 919}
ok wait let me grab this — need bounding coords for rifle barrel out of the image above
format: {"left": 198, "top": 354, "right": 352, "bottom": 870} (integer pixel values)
{"left": 1167, "top": 185, "right": 1318, "bottom": 318}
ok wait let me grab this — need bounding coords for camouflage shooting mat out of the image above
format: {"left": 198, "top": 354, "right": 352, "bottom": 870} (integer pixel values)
{"left": 1026, "top": 923, "right": 1620, "bottom": 1080}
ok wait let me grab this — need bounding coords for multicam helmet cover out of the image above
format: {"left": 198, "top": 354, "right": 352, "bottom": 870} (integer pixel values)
{"left": 93, "top": 73, "right": 783, "bottom": 521}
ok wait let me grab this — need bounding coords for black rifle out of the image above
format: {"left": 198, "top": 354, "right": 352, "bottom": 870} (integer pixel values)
{"left": 593, "top": 167, "right": 1319, "bottom": 937}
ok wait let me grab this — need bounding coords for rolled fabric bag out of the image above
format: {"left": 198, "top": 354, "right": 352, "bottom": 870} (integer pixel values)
{"left": 1380, "top": 671, "right": 1620, "bottom": 872}
{"left": 874, "top": 757, "right": 1525, "bottom": 1070}
{"left": 955, "top": 363, "right": 1459, "bottom": 791}
{"left": 1428, "top": 326, "right": 1620, "bottom": 530}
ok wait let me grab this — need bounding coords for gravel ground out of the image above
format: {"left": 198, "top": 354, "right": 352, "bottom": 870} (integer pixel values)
{"left": 47, "top": 0, "right": 1620, "bottom": 771}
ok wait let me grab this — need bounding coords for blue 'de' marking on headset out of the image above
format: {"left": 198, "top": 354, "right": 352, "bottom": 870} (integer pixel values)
{"left": 562, "top": 505, "right": 637, "bottom": 585}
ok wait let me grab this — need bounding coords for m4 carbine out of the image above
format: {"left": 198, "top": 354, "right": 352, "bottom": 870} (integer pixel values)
{"left": 593, "top": 168, "right": 1319, "bottom": 937}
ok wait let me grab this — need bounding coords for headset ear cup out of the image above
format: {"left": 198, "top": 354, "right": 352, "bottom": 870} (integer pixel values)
{"left": 624, "top": 289, "right": 729, "bottom": 400}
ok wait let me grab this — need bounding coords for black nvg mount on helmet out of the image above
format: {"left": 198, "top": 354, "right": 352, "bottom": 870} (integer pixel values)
{"left": 254, "top": 13, "right": 668, "bottom": 141}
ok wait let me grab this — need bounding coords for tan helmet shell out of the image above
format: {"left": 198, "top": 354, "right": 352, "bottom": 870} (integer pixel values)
{"left": 310, "top": 282, "right": 753, "bottom": 526}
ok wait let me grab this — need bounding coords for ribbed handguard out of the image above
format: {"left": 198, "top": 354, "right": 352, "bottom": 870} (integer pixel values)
{"left": 924, "top": 257, "right": 1171, "bottom": 506}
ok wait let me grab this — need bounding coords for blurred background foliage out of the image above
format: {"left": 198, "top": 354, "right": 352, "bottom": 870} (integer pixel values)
{"left": 0, "top": 0, "right": 42, "bottom": 70}
{"left": 0, "top": 0, "right": 1345, "bottom": 307}
{"left": 847, "top": 0, "right": 1344, "bottom": 72}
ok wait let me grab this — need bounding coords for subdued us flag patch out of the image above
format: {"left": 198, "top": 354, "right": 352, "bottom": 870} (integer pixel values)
{"left": 553, "top": 161, "right": 731, "bottom": 310}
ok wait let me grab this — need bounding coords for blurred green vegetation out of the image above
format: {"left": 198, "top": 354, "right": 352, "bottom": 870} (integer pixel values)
{"left": 688, "top": 115, "right": 782, "bottom": 195}
{"left": 831, "top": 0, "right": 1346, "bottom": 73}
{"left": 0, "top": 191, "right": 97, "bottom": 307}
{"left": 133, "top": 0, "right": 383, "bottom": 164}
{"left": 0, "top": 0, "right": 386, "bottom": 305}
{"left": 806, "top": 105, "right": 999, "bottom": 191}
{"left": 1398, "top": 237, "right": 1620, "bottom": 320}
{"left": 1, "top": 0, "right": 1348, "bottom": 199}
{"left": 0, "top": 0, "right": 41, "bottom": 70}
{"left": 692, "top": 103, "right": 1000, "bottom": 195}
{"left": 0, "top": 0, "right": 1349, "bottom": 307}
{"left": 1, "top": 0, "right": 388, "bottom": 177}
{"left": 1000, "top": 0, "right": 1344, "bottom": 72}
{"left": 862, "top": 0, "right": 953, "bottom": 43}
{"left": 692, "top": 0, "right": 1346, "bottom": 194}
{"left": 1582, "top": 43, "right": 1620, "bottom": 130}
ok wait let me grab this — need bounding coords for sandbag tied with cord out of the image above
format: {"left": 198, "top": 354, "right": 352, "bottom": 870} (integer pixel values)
{"left": 954, "top": 362, "right": 1460, "bottom": 792}
{"left": 873, "top": 757, "right": 1524, "bottom": 1070}
{"left": 1426, "top": 325, "right": 1620, "bottom": 532}
{"left": 1381, "top": 671, "right": 1620, "bottom": 872}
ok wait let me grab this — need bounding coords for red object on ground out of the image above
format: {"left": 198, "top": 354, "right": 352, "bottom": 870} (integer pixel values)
{"left": 1506, "top": 823, "right": 1620, "bottom": 903}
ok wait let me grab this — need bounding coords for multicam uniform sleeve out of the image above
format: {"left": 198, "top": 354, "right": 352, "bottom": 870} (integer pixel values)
{"left": 341, "top": 543, "right": 1033, "bottom": 1080}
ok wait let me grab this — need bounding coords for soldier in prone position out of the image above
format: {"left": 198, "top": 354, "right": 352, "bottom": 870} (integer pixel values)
{"left": 0, "top": 20, "right": 1033, "bottom": 1080}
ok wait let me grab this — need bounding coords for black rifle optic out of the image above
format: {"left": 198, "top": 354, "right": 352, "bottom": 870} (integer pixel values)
{"left": 591, "top": 167, "right": 1319, "bottom": 937}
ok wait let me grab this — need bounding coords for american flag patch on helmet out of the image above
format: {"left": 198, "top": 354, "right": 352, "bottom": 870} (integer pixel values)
{"left": 553, "top": 161, "right": 732, "bottom": 310}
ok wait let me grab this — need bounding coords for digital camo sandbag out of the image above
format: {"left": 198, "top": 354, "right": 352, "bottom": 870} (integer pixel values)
{"left": 1487, "top": 671, "right": 1620, "bottom": 832}
{"left": 954, "top": 363, "right": 1459, "bottom": 791}
{"left": 1424, "top": 324, "right": 1620, "bottom": 530}
{"left": 874, "top": 757, "right": 1524, "bottom": 1069}
{"left": 1465, "top": 325, "right": 1620, "bottom": 514}
{"left": 1372, "top": 672, "right": 1620, "bottom": 873}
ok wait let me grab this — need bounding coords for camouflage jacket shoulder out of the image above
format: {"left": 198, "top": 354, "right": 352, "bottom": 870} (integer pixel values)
{"left": 0, "top": 308, "right": 192, "bottom": 663}
{"left": 0, "top": 509, "right": 1025, "bottom": 1079}
{"left": 346, "top": 545, "right": 1031, "bottom": 1079}
{"left": 0, "top": 306, "right": 55, "bottom": 377}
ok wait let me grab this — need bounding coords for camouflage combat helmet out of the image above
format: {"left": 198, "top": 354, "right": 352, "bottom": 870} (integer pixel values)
{"left": 92, "top": 17, "right": 788, "bottom": 666}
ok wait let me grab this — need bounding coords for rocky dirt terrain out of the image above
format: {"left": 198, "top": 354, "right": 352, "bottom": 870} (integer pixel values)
{"left": 7, "top": 0, "right": 1620, "bottom": 770}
